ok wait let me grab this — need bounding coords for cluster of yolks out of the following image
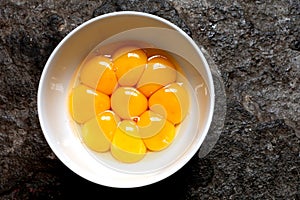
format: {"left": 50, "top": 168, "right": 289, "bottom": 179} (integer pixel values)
{"left": 69, "top": 45, "right": 189, "bottom": 163}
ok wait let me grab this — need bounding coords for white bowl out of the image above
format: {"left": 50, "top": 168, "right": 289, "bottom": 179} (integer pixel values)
{"left": 37, "top": 11, "right": 215, "bottom": 188}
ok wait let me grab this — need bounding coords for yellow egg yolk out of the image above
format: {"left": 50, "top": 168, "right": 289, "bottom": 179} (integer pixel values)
{"left": 70, "top": 84, "right": 110, "bottom": 124}
{"left": 111, "top": 87, "right": 148, "bottom": 120}
{"left": 81, "top": 110, "right": 120, "bottom": 152}
{"left": 149, "top": 82, "right": 189, "bottom": 125}
{"left": 137, "top": 56, "right": 177, "bottom": 97}
{"left": 111, "top": 120, "right": 146, "bottom": 163}
{"left": 79, "top": 56, "right": 117, "bottom": 95}
{"left": 113, "top": 46, "right": 147, "bottom": 86}
{"left": 137, "top": 110, "right": 175, "bottom": 151}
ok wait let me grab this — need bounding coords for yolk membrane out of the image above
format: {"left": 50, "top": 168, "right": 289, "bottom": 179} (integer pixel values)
{"left": 137, "top": 56, "right": 177, "bottom": 97}
{"left": 79, "top": 56, "right": 117, "bottom": 95}
{"left": 81, "top": 110, "right": 120, "bottom": 152}
{"left": 110, "top": 120, "right": 146, "bottom": 163}
{"left": 149, "top": 82, "right": 189, "bottom": 125}
{"left": 137, "top": 110, "right": 176, "bottom": 151}
{"left": 113, "top": 46, "right": 147, "bottom": 86}
{"left": 70, "top": 84, "right": 110, "bottom": 124}
{"left": 111, "top": 87, "right": 148, "bottom": 120}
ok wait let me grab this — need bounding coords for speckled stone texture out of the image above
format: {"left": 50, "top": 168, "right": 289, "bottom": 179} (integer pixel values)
{"left": 0, "top": 0, "right": 299, "bottom": 199}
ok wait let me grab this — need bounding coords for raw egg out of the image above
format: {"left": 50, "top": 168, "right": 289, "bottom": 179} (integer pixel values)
{"left": 79, "top": 56, "right": 117, "bottom": 95}
{"left": 111, "top": 120, "right": 146, "bottom": 163}
{"left": 81, "top": 110, "right": 120, "bottom": 152}
{"left": 111, "top": 87, "right": 147, "bottom": 120}
{"left": 137, "top": 56, "right": 177, "bottom": 97}
{"left": 70, "top": 84, "right": 110, "bottom": 124}
{"left": 137, "top": 110, "right": 176, "bottom": 151}
{"left": 113, "top": 46, "right": 147, "bottom": 86}
{"left": 149, "top": 82, "right": 189, "bottom": 125}
{"left": 144, "top": 48, "right": 185, "bottom": 75}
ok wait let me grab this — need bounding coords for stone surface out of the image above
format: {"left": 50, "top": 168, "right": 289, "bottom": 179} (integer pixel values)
{"left": 0, "top": 0, "right": 299, "bottom": 199}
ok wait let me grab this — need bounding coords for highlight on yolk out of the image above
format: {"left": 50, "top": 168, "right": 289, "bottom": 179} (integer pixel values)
{"left": 137, "top": 110, "right": 176, "bottom": 151}
{"left": 149, "top": 82, "right": 189, "bottom": 125}
{"left": 81, "top": 110, "right": 120, "bottom": 152}
{"left": 137, "top": 56, "right": 177, "bottom": 97}
{"left": 70, "top": 84, "right": 110, "bottom": 124}
{"left": 111, "top": 87, "right": 147, "bottom": 120}
{"left": 111, "top": 120, "right": 146, "bottom": 163}
{"left": 113, "top": 46, "right": 147, "bottom": 86}
{"left": 79, "top": 55, "right": 117, "bottom": 95}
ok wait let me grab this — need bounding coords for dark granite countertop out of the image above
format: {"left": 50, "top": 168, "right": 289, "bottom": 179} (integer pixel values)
{"left": 0, "top": 0, "right": 299, "bottom": 199}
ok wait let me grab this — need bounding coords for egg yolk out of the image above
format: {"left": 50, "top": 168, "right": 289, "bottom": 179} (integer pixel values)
{"left": 137, "top": 110, "right": 175, "bottom": 151}
{"left": 111, "top": 87, "right": 148, "bottom": 120}
{"left": 113, "top": 46, "right": 147, "bottom": 86}
{"left": 79, "top": 56, "right": 117, "bottom": 95}
{"left": 111, "top": 120, "right": 146, "bottom": 163}
{"left": 149, "top": 82, "right": 189, "bottom": 125}
{"left": 145, "top": 48, "right": 185, "bottom": 75}
{"left": 70, "top": 84, "right": 110, "bottom": 124}
{"left": 81, "top": 110, "right": 120, "bottom": 152}
{"left": 137, "top": 56, "right": 177, "bottom": 97}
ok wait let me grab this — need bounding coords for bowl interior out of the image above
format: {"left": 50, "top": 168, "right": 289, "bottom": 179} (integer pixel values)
{"left": 38, "top": 11, "right": 214, "bottom": 188}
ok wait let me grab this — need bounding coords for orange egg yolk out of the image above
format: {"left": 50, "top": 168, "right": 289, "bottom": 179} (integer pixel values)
{"left": 111, "top": 120, "right": 146, "bottom": 163}
{"left": 113, "top": 46, "right": 147, "bottom": 86}
{"left": 149, "top": 82, "right": 189, "bottom": 125}
{"left": 137, "top": 56, "right": 177, "bottom": 97}
{"left": 111, "top": 87, "right": 148, "bottom": 120}
{"left": 144, "top": 48, "right": 185, "bottom": 75}
{"left": 79, "top": 56, "right": 118, "bottom": 95}
{"left": 70, "top": 84, "right": 110, "bottom": 124}
{"left": 81, "top": 110, "right": 120, "bottom": 152}
{"left": 137, "top": 110, "right": 176, "bottom": 151}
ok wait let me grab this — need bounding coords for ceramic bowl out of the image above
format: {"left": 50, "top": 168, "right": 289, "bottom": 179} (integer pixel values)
{"left": 37, "top": 11, "right": 215, "bottom": 188}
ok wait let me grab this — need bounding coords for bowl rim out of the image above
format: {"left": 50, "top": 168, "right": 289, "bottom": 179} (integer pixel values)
{"left": 37, "top": 10, "right": 215, "bottom": 188}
